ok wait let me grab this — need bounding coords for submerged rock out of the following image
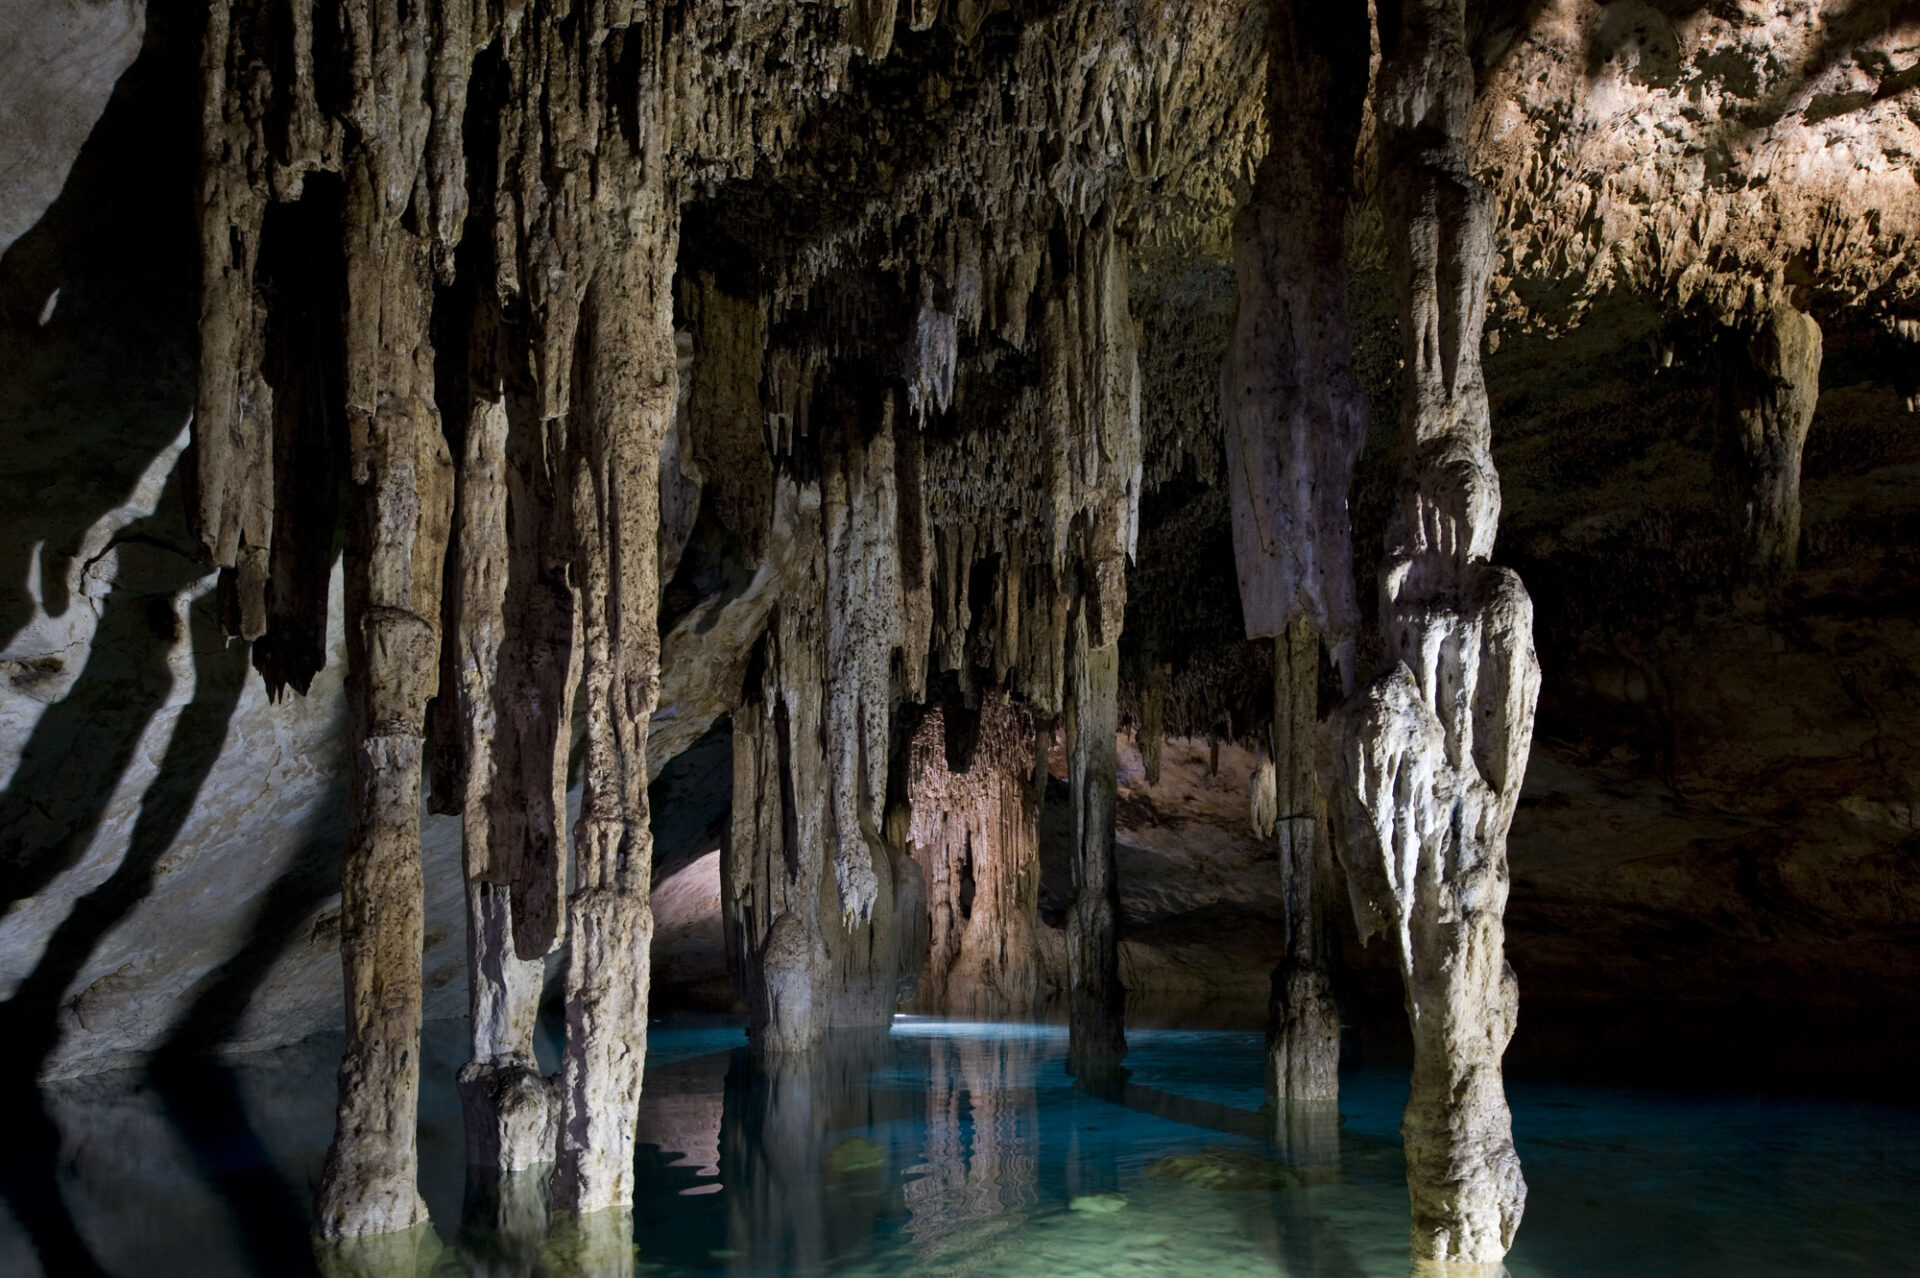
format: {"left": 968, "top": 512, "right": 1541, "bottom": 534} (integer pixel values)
{"left": 1147, "top": 1148, "right": 1301, "bottom": 1192}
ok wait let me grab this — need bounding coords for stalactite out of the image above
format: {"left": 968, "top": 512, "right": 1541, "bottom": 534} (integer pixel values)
{"left": 1717, "top": 303, "right": 1823, "bottom": 582}
{"left": 1221, "top": 0, "right": 1368, "bottom": 670}
{"left": 725, "top": 463, "right": 926, "bottom": 1053}
{"left": 1220, "top": 0, "right": 1369, "bottom": 1114}
{"left": 1327, "top": 0, "right": 1537, "bottom": 1264}
{"left": 181, "top": 0, "right": 1271, "bottom": 1240}
{"left": 823, "top": 387, "right": 905, "bottom": 926}
{"left": 906, "top": 698, "right": 1041, "bottom": 1016}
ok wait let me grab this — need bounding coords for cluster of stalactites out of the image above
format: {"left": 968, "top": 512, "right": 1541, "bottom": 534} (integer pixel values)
{"left": 904, "top": 697, "right": 1042, "bottom": 1016}
{"left": 724, "top": 471, "right": 929, "bottom": 1052}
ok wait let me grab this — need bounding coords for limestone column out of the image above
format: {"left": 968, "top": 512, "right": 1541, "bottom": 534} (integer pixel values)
{"left": 1267, "top": 619, "right": 1339, "bottom": 1109}
{"left": 1717, "top": 303, "right": 1823, "bottom": 582}
{"left": 314, "top": 176, "right": 456, "bottom": 1239}
{"left": 1221, "top": 0, "right": 1369, "bottom": 1113}
{"left": 1327, "top": 0, "right": 1536, "bottom": 1264}
{"left": 551, "top": 192, "right": 680, "bottom": 1214}
{"left": 1065, "top": 599, "right": 1124, "bottom": 1078}
{"left": 1035, "top": 207, "right": 1140, "bottom": 1080}
{"left": 723, "top": 391, "right": 926, "bottom": 1053}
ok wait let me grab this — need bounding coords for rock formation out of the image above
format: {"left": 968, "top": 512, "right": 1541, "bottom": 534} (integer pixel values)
{"left": 1717, "top": 304, "right": 1825, "bottom": 581}
{"left": 905, "top": 699, "right": 1042, "bottom": 1017}
{"left": 1222, "top": 0, "right": 1370, "bottom": 1113}
{"left": 1327, "top": 0, "right": 1538, "bottom": 1263}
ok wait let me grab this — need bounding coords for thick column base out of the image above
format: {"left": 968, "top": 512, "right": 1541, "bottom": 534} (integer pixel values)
{"left": 459, "top": 1060, "right": 557, "bottom": 1173}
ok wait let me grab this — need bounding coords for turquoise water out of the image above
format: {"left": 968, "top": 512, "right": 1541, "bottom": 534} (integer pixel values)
{"left": 4, "top": 1018, "right": 1918, "bottom": 1276}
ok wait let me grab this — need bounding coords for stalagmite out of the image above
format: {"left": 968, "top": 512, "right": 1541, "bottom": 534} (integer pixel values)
{"left": 1221, "top": 0, "right": 1369, "bottom": 1111}
{"left": 1718, "top": 304, "right": 1823, "bottom": 582}
{"left": 906, "top": 699, "right": 1041, "bottom": 1016}
{"left": 1327, "top": 0, "right": 1536, "bottom": 1263}
{"left": 1268, "top": 619, "right": 1338, "bottom": 1106}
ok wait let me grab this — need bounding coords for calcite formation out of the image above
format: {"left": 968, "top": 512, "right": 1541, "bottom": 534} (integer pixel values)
{"left": 905, "top": 699, "right": 1042, "bottom": 1017}
{"left": 1718, "top": 304, "right": 1825, "bottom": 581}
{"left": 1329, "top": 0, "right": 1538, "bottom": 1262}
{"left": 1223, "top": 0, "right": 1370, "bottom": 1113}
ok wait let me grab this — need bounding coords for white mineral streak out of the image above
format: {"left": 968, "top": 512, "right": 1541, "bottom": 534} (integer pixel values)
{"left": 1328, "top": 0, "right": 1539, "bottom": 1263}
{"left": 824, "top": 393, "right": 905, "bottom": 926}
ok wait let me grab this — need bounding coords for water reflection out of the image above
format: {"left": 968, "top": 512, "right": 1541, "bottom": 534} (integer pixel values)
{"left": 719, "top": 1034, "right": 908, "bottom": 1272}
{"left": 901, "top": 1024, "right": 1041, "bottom": 1254}
{"left": 8, "top": 1019, "right": 1920, "bottom": 1276}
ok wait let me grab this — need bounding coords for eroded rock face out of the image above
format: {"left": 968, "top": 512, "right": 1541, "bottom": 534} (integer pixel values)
{"left": 1470, "top": 0, "right": 1920, "bottom": 337}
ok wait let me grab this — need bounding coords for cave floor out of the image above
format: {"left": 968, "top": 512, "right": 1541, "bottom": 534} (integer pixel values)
{"left": 4, "top": 1017, "right": 1917, "bottom": 1276}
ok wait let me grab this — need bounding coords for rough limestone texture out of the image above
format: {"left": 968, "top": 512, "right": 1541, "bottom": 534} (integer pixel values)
{"left": 1468, "top": 0, "right": 1920, "bottom": 339}
{"left": 1266, "top": 622, "right": 1339, "bottom": 1106}
{"left": 1328, "top": 0, "right": 1539, "bottom": 1263}
{"left": 724, "top": 474, "right": 926, "bottom": 1054}
{"left": 1221, "top": 0, "right": 1368, "bottom": 663}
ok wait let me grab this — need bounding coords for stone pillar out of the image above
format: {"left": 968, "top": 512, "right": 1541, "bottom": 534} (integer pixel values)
{"left": 1221, "top": 0, "right": 1369, "bottom": 1119}
{"left": 1267, "top": 619, "right": 1339, "bottom": 1109}
{"left": 1718, "top": 303, "right": 1823, "bottom": 582}
{"left": 1327, "top": 0, "right": 1537, "bottom": 1265}
{"left": 723, "top": 400, "right": 926, "bottom": 1054}
{"left": 551, "top": 202, "right": 679, "bottom": 1214}
{"left": 314, "top": 189, "right": 455, "bottom": 1239}
{"left": 1036, "top": 207, "right": 1140, "bottom": 1080}
{"left": 1065, "top": 603, "right": 1125, "bottom": 1078}
{"left": 437, "top": 390, "right": 561, "bottom": 1172}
